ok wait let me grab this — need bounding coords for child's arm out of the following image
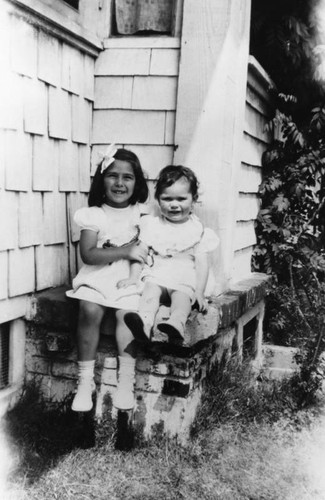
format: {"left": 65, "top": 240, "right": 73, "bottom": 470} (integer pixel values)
{"left": 80, "top": 229, "right": 148, "bottom": 266}
{"left": 195, "top": 253, "right": 209, "bottom": 313}
{"left": 117, "top": 260, "right": 144, "bottom": 289}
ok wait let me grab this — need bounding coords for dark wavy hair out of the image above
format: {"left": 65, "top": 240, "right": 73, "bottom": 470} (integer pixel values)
{"left": 88, "top": 148, "right": 149, "bottom": 207}
{"left": 154, "top": 165, "right": 199, "bottom": 201}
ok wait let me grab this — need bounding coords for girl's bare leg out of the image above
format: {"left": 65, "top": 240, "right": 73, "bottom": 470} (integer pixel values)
{"left": 72, "top": 300, "right": 105, "bottom": 412}
{"left": 124, "top": 282, "right": 162, "bottom": 343}
{"left": 169, "top": 290, "right": 192, "bottom": 319}
{"left": 77, "top": 300, "right": 106, "bottom": 360}
{"left": 158, "top": 290, "right": 191, "bottom": 343}
{"left": 115, "top": 309, "right": 137, "bottom": 358}
{"left": 114, "top": 309, "right": 138, "bottom": 410}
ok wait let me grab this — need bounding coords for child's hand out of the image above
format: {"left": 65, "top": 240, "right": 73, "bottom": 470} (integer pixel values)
{"left": 117, "top": 278, "right": 139, "bottom": 289}
{"left": 195, "top": 292, "right": 208, "bottom": 313}
{"left": 127, "top": 241, "right": 148, "bottom": 263}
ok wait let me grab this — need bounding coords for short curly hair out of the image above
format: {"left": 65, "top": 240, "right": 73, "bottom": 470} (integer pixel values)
{"left": 154, "top": 165, "right": 199, "bottom": 202}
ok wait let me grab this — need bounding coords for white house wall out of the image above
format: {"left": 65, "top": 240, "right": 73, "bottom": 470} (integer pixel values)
{"left": 0, "top": 1, "right": 100, "bottom": 324}
{"left": 232, "top": 57, "right": 274, "bottom": 281}
{"left": 92, "top": 37, "right": 180, "bottom": 186}
{"left": 0, "top": 0, "right": 273, "bottom": 321}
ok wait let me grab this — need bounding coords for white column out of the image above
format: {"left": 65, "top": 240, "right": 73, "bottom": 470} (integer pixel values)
{"left": 174, "top": 0, "right": 252, "bottom": 292}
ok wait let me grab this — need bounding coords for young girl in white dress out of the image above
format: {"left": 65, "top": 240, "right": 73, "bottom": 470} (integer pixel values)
{"left": 66, "top": 145, "right": 149, "bottom": 412}
{"left": 125, "top": 165, "right": 219, "bottom": 345}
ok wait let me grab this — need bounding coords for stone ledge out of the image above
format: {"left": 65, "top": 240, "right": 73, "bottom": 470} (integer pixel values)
{"left": 25, "top": 273, "right": 270, "bottom": 355}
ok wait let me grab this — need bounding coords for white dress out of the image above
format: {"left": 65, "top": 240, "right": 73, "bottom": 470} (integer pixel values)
{"left": 66, "top": 203, "right": 147, "bottom": 310}
{"left": 139, "top": 214, "right": 219, "bottom": 301}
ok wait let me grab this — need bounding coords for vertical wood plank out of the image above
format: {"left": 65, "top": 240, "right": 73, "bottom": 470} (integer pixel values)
{"left": 24, "top": 78, "right": 47, "bottom": 136}
{"left": 35, "top": 244, "right": 69, "bottom": 291}
{"left": 0, "top": 251, "right": 8, "bottom": 300}
{"left": 43, "top": 191, "right": 67, "bottom": 245}
{"left": 33, "top": 136, "right": 56, "bottom": 192}
{"left": 79, "top": 145, "right": 91, "bottom": 193}
{"left": 59, "top": 140, "right": 79, "bottom": 192}
{"left": 9, "top": 247, "right": 35, "bottom": 297}
{"left": 49, "top": 87, "right": 71, "bottom": 140}
{"left": 38, "top": 31, "right": 60, "bottom": 87}
{"left": 18, "top": 191, "right": 43, "bottom": 248}
{"left": 0, "top": 191, "right": 18, "bottom": 251}
{"left": 10, "top": 17, "right": 37, "bottom": 78}
{"left": 5, "top": 130, "right": 32, "bottom": 192}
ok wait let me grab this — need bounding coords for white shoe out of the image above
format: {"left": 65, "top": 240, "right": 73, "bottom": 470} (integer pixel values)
{"left": 72, "top": 379, "right": 96, "bottom": 412}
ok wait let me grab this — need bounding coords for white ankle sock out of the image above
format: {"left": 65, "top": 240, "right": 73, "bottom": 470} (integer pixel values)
{"left": 78, "top": 360, "right": 95, "bottom": 380}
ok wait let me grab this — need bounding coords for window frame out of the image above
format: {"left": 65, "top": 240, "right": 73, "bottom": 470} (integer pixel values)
{"left": 109, "top": 0, "right": 183, "bottom": 38}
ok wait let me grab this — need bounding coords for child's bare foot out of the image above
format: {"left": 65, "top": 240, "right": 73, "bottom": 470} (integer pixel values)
{"left": 124, "top": 312, "right": 152, "bottom": 345}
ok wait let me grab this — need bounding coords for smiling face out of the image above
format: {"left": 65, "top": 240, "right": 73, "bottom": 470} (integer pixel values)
{"left": 103, "top": 160, "right": 136, "bottom": 208}
{"left": 158, "top": 177, "right": 194, "bottom": 223}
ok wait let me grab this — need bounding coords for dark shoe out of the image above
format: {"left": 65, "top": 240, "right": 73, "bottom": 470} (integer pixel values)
{"left": 157, "top": 318, "right": 185, "bottom": 345}
{"left": 124, "top": 312, "right": 151, "bottom": 345}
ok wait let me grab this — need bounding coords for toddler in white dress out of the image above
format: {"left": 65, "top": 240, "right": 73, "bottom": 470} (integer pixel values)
{"left": 125, "top": 165, "right": 219, "bottom": 345}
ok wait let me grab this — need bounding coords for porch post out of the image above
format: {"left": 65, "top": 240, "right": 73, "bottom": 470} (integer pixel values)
{"left": 174, "top": 0, "right": 252, "bottom": 292}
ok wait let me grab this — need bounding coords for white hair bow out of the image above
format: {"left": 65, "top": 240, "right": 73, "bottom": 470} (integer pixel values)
{"left": 99, "top": 143, "right": 118, "bottom": 173}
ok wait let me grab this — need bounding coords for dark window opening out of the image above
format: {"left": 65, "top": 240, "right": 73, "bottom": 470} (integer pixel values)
{"left": 0, "top": 322, "right": 10, "bottom": 390}
{"left": 112, "top": 0, "right": 175, "bottom": 36}
{"left": 242, "top": 317, "right": 258, "bottom": 359}
{"left": 63, "top": 0, "right": 79, "bottom": 10}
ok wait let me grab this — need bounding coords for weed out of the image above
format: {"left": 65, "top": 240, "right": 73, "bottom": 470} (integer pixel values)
{"left": 191, "top": 357, "right": 309, "bottom": 438}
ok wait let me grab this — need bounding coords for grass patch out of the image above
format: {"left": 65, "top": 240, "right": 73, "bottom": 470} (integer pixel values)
{"left": 2, "top": 361, "right": 325, "bottom": 499}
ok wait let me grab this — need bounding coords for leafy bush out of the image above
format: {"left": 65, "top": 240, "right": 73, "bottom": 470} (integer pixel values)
{"left": 253, "top": 94, "right": 325, "bottom": 402}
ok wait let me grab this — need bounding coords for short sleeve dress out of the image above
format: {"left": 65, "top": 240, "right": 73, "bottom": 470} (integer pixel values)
{"left": 139, "top": 214, "right": 219, "bottom": 301}
{"left": 66, "top": 203, "right": 147, "bottom": 310}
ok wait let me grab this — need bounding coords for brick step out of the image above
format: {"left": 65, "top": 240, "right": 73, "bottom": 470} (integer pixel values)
{"left": 24, "top": 273, "right": 270, "bottom": 442}
{"left": 25, "top": 273, "right": 270, "bottom": 354}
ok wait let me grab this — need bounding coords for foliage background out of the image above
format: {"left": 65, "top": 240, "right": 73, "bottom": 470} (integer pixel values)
{"left": 250, "top": 0, "right": 325, "bottom": 400}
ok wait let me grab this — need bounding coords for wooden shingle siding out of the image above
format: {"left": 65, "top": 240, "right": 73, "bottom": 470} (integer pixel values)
{"left": 5, "top": 130, "right": 32, "bottom": 192}
{"left": 32, "top": 136, "right": 57, "bottom": 192}
{"left": 23, "top": 79, "right": 48, "bottom": 135}
{"left": 9, "top": 247, "right": 35, "bottom": 297}
{"left": 150, "top": 49, "right": 180, "bottom": 76}
{"left": 93, "top": 40, "right": 180, "bottom": 196}
{"left": 37, "top": 31, "right": 60, "bottom": 87}
{"left": 59, "top": 141, "right": 79, "bottom": 192}
{"left": 18, "top": 192, "right": 43, "bottom": 248}
{"left": 122, "top": 145, "right": 174, "bottom": 180}
{"left": 0, "top": 6, "right": 96, "bottom": 307}
{"left": 43, "top": 192, "right": 68, "bottom": 245}
{"left": 132, "top": 77, "right": 177, "bottom": 110}
{"left": 79, "top": 145, "right": 91, "bottom": 192}
{"left": 83, "top": 55, "right": 95, "bottom": 101}
{"left": 35, "top": 244, "right": 69, "bottom": 291}
{"left": 0, "top": 192, "right": 18, "bottom": 251}
{"left": 48, "top": 88, "right": 71, "bottom": 140}
{"left": 95, "top": 49, "right": 151, "bottom": 76}
{"left": 92, "top": 110, "right": 166, "bottom": 145}
{"left": 0, "top": 252, "right": 8, "bottom": 300}
{"left": 95, "top": 77, "right": 133, "bottom": 109}
{"left": 233, "top": 56, "right": 273, "bottom": 280}
{"left": 10, "top": 18, "right": 38, "bottom": 78}
{"left": 71, "top": 96, "right": 91, "bottom": 144}
{"left": 0, "top": 73, "right": 22, "bottom": 130}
